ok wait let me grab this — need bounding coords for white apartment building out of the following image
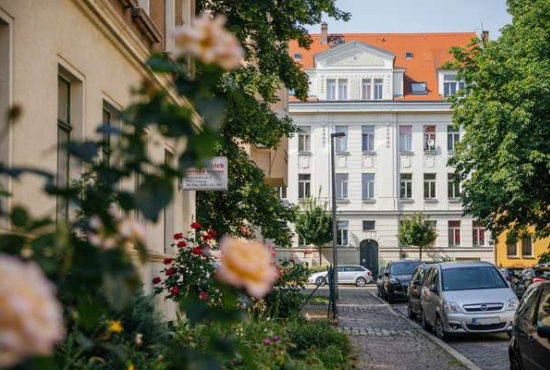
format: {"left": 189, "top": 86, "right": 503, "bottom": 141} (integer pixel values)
{"left": 279, "top": 27, "right": 494, "bottom": 272}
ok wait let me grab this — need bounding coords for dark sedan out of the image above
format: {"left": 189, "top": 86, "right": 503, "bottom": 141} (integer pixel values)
{"left": 511, "top": 267, "right": 550, "bottom": 299}
{"left": 509, "top": 281, "right": 550, "bottom": 370}
{"left": 381, "top": 260, "right": 423, "bottom": 303}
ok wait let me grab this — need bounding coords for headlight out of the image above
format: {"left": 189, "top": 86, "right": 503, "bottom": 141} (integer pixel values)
{"left": 506, "top": 297, "right": 519, "bottom": 311}
{"left": 389, "top": 278, "right": 399, "bottom": 284}
{"left": 443, "top": 301, "right": 461, "bottom": 313}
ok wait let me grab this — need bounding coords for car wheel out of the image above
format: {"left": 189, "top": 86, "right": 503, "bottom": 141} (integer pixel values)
{"left": 355, "top": 277, "right": 367, "bottom": 287}
{"left": 407, "top": 300, "right": 417, "bottom": 320}
{"left": 315, "top": 277, "right": 326, "bottom": 286}
{"left": 422, "top": 311, "right": 432, "bottom": 332}
{"left": 434, "top": 315, "right": 446, "bottom": 340}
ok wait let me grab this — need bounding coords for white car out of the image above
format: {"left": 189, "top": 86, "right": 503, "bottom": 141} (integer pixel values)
{"left": 308, "top": 265, "right": 373, "bottom": 287}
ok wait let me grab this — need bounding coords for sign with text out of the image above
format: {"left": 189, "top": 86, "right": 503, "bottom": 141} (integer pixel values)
{"left": 180, "top": 156, "right": 228, "bottom": 191}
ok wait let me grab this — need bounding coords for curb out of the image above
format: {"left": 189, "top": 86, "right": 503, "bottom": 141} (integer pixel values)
{"left": 367, "top": 292, "right": 482, "bottom": 370}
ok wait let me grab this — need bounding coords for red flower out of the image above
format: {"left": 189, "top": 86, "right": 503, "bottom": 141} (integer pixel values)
{"left": 199, "top": 291, "right": 209, "bottom": 301}
{"left": 170, "top": 286, "right": 179, "bottom": 296}
{"left": 152, "top": 277, "right": 161, "bottom": 284}
{"left": 173, "top": 233, "right": 184, "bottom": 240}
{"left": 165, "top": 267, "right": 176, "bottom": 277}
{"left": 177, "top": 241, "right": 187, "bottom": 248}
{"left": 191, "top": 222, "right": 202, "bottom": 230}
{"left": 207, "top": 229, "right": 217, "bottom": 239}
{"left": 163, "top": 257, "right": 173, "bottom": 265}
{"left": 192, "top": 247, "right": 202, "bottom": 256}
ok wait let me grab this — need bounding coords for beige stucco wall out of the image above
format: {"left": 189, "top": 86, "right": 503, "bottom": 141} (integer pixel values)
{"left": 0, "top": 0, "right": 196, "bottom": 319}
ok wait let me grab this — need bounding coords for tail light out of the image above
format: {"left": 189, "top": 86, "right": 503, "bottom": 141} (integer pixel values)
{"left": 368, "top": 271, "right": 372, "bottom": 276}
{"left": 532, "top": 277, "right": 546, "bottom": 283}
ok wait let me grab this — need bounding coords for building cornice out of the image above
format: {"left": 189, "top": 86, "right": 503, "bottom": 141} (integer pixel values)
{"left": 288, "top": 101, "right": 452, "bottom": 114}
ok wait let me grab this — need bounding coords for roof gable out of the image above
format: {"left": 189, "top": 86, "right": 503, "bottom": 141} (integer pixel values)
{"left": 314, "top": 41, "right": 395, "bottom": 69}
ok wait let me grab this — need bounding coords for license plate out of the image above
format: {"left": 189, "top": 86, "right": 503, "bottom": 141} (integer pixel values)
{"left": 472, "top": 317, "right": 500, "bottom": 325}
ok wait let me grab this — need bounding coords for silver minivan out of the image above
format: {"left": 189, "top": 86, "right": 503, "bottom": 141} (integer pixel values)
{"left": 420, "top": 261, "right": 518, "bottom": 340}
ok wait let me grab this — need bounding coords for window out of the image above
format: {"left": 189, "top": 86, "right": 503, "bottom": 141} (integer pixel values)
{"left": 293, "top": 52, "right": 302, "bottom": 60}
{"left": 374, "top": 79, "right": 383, "bottom": 100}
{"left": 522, "top": 236, "right": 533, "bottom": 257}
{"left": 298, "top": 234, "right": 307, "bottom": 246}
{"left": 298, "top": 126, "right": 310, "bottom": 152}
{"left": 448, "top": 221, "right": 461, "bottom": 247}
{"left": 443, "top": 74, "right": 465, "bottom": 97}
{"left": 363, "top": 220, "right": 375, "bottom": 231}
{"left": 335, "top": 173, "right": 348, "bottom": 199}
{"left": 335, "top": 126, "right": 348, "bottom": 152}
{"left": 337, "top": 221, "right": 349, "bottom": 246}
{"left": 516, "top": 285, "right": 540, "bottom": 322}
{"left": 57, "top": 76, "right": 72, "bottom": 222}
{"left": 101, "top": 107, "right": 112, "bottom": 166}
{"left": 405, "top": 52, "right": 413, "bottom": 59}
{"left": 338, "top": 79, "right": 348, "bottom": 100}
{"left": 326, "top": 79, "right": 336, "bottom": 100}
{"left": 424, "top": 173, "right": 436, "bottom": 199}
{"left": 399, "top": 126, "right": 412, "bottom": 152}
{"left": 447, "top": 173, "right": 460, "bottom": 199}
{"left": 163, "top": 150, "right": 175, "bottom": 253}
{"left": 362, "top": 126, "right": 375, "bottom": 151}
{"left": 298, "top": 174, "right": 311, "bottom": 199}
{"left": 424, "top": 125, "right": 436, "bottom": 151}
{"left": 276, "top": 186, "right": 287, "bottom": 199}
{"left": 536, "top": 288, "right": 550, "bottom": 328}
{"left": 507, "top": 239, "right": 518, "bottom": 257}
{"left": 361, "top": 79, "right": 372, "bottom": 100}
{"left": 447, "top": 126, "right": 460, "bottom": 152}
{"left": 362, "top": 173, "right": 375, "bottom": 200}
{"left": 411, "top": 82, "right": 427, "bottom": 95}
{"left": 400, "top": 173, "right": 412, "bottom": 199}
{"left": 472, "top": 221, "right": 485, "bottom": 247}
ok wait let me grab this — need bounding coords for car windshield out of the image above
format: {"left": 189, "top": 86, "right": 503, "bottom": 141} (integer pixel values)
{"left": 442, "top": 266, "right": 507, "bottom": 291}
{"left": 391, "top": 262, "right": 422, "bottom": 275}
{"left": 534, "top": 269, "right": 550, "bottom": 278}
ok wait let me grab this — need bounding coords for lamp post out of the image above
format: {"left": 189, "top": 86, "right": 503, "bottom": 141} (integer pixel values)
{"left": 330, "top": 132, "right": 345, "bottom": 314}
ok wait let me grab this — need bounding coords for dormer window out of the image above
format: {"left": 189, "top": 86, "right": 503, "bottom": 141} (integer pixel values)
{"left": 411, "top": 82, "right": 427, "bottom": 95}
{"left": 405, "top": 52, "right": 413, "bottom": 59}
{"left": 443, "top": 74, "right": 465, "bottom": 97}
{"left": 294, "top": 52, "right": 302, "bottom": 60}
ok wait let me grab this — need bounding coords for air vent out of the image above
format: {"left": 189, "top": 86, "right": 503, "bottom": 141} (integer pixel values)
{"left": 294, "top": 52, "right": 302, "bottom": 60}
{"left": 405, "top": 52, "right": 413, "bottom": 59}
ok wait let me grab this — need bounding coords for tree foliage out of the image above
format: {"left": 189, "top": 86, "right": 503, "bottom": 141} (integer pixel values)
{"left": 449, "top": 0, "right": 550, "bottom": 239}
{"left": 295, "top": 198, "right": 332, "bottom": 265}
{"left": 398, "top": 214, "right": 438, "bottom": 261}
{"left": 196, "top": 0, "right": 350, "bottom": 246}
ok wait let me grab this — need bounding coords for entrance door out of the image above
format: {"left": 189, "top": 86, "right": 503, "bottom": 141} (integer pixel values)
{"left": 360, "top": 239, "right": 379, "bottom": 277}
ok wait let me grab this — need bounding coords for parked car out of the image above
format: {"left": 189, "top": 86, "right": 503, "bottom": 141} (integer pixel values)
{"left": 511, "top": 267, "right": 550, "bottom": 299}
{"left": 307, "top": 265, "right": 372, "bottom": 287}
{"left": 420, "top": 261, "right": 518, "bottom": 340}
{"left": 381, "top": 260, "right": 423, "bottom": 303}
{"left": 509, "top": 281, "right": 550, "bottom": 370}
{"left": 376, "top": 266, "right": 386, "bottom": 297}
{"left": 501, "top": 267, "right": 525, "bottom": 283}
{"left": 407, "top": 263, "right": 432, "bottom": 319}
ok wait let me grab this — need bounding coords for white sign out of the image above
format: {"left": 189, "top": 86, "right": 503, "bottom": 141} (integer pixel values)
{"left": 180, "top": 156, "right": 228, "bottom": 191}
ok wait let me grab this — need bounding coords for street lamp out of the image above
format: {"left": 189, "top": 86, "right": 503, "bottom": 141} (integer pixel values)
{"left": 330, "top": 131, "right": 345, "bottom": 317}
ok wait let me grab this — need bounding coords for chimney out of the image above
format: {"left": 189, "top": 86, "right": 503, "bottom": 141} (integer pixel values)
{"left": 320, "top": 22, "right": 328, "bottom": 45}
{"left": 482, "top": 30, "right": 489, "bottom": 43}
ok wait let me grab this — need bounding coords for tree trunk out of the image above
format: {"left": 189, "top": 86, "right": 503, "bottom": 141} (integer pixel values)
{"left": 419, "top": 246, "right": 423, "bottom": 261}
{"left": 318, "top": 245, "right": 322, "bottom": 266}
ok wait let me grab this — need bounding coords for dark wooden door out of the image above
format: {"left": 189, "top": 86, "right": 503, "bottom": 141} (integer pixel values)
{"left": 360, "top": 239, "right": 379, "bottom": 277}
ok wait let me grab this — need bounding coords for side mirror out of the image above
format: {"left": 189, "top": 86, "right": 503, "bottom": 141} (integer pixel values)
{"left": 429, "top": 284, "right": 438, "bottom": 294}
{"left": 413, "top": 280, "right": 422, "bottom": 286}
{"left": 537, "top": 326, "right": 550, "bottom": 339}
{"left": 384, "top": 272, "right": 390, "bottom": 277}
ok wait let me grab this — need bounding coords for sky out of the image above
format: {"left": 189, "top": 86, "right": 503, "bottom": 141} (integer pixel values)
{"left": 307, "top": 0, "right": 512, "bottom": 39}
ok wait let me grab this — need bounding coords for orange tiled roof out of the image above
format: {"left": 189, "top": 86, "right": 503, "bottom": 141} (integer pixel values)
{"left": 289, "top": 32, "right": 476, "bottom": 101}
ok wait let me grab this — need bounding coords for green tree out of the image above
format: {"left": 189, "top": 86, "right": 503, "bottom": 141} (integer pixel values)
{"left": 398, "top": 214, "right": 438, "bottom": 261}
{"left": 196, "top": 0, "right": 350, "bottom": 246}
{"left": 295, "top": 198, "right": 332, "bottom": 266}
{"left": 449, "top": 0, "right": 550, "bottom": 240}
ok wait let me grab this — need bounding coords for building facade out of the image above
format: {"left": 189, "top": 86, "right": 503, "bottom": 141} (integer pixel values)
{"left": 0, "top": 0, "right": 195, "bottom": 318}
{"left": 279, "top": 26, "right": 494, "bottom": 271}
{"left": 495, "top": 229, "right": 549, "bottom": 268}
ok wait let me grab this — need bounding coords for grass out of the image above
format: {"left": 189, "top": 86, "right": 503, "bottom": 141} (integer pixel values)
{"left": 308, "top": 296, "right": 330, "bottom": 305}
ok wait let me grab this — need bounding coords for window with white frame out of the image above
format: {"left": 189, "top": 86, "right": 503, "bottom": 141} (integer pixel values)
{"left": 298, "top": 174, "right": 311, "bottom": 199}
{"left": 362, "top": 173, "right": 375, "bottom": 200}
{"left": 522, "top": 236, "right": 533, "bottom": 257}
{"left": 298, "top": 126, "right": 310, "bottom": 152}
{"left": 447, "top": 126, "right": 460, "bottom": 152}
{"left": 443, "top": 74, "right": 465, "bottom": 97}
{"left": 276, "top": 186, "right": 287, "bottom": 199}
{"left": 448, "top": 221, "right": 461, "bottom": 247}
{"left": 424, "top": 173, "right": 436, "bottom": 199}
{"left": 337, "top": 221, "right": 349, "bottom": 246}
{"left": 507, "top": 239, "right": 517, "bottom": 257}
{"left": 399, "top": 125, "right": 412, "bottom": 152}
{"left": 57, "top": 76, "right": 72, "bottom": 222}
{"left": 472, "top": 221, "right": 485, "bottom": 247}
{"left": 411, "top": 82, "right": 427, "bottom": 95}
{"left": 400, "top": 173, "right": 412, "bottom": 199}
{"left": 338, "top": 79, "right": 348, "bottom": 100}
{"left": 335, "top": 126, "right": 348, "bottom": 152}
{"left": 336, "top": 173, "right": 348, "bottom": 199}
{"left": 326, "top": 79, "right": 336, "bottom": 100}
{"left": 362, "top": 126, "right": 375, "bottom": 151}
{"left": 374, "top": 78, "right": 383, "bottom": 100}
{"left": 298, "top": 234, "right": 307, "bottom": 246}
{"left": 361, "top": 79, "right": 372, "bottom": 100}
{"left": 424, "top": 125, "right": 436, "bottom": 151}
{"left": 447, "top": 173, "right": 460, "bottom": 199}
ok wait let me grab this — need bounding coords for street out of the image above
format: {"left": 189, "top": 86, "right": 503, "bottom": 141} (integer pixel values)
{"left": 305, "top": 285, "right": 510, "bottom": 370}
